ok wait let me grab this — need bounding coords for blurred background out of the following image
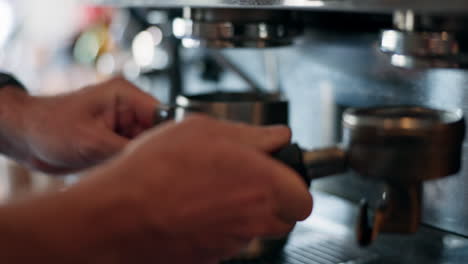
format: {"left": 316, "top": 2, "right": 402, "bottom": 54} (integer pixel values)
{"left": 0, "top": 0, "right": 179, "bottom": 202}
{"left": 3, "top": 3, "right": 468, "bottom": 261}
{"left": 0, "top": 0, "right": 290, "bottom": 203}
{"left": 2, "top": 0, "right": 466, "bottom": 223}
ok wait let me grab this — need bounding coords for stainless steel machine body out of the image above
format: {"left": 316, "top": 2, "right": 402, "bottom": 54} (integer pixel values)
{"left": 91, "top": 0, "right": 468, "bottom": 13}
{"left": 268, "top": 106, "right": 465, "bottom": 246}
{"left": 93, "top": 0, "right": 468, "bottom": 263}
{"left": 342, "top": 106, "right": 465, "bottom": 245}
{"left": 173, "top": 8, "right": 302, "bottom": 48}
{"left": 380, "top": 11, "right": 468, "bottom": 68}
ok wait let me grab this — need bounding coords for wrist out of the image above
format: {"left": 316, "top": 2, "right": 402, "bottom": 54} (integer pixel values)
{"left": 0, "top": 85, "right": 34, "bottom": 162}
{"left": 0, "top": 191, "right": 82, "bottom": 263}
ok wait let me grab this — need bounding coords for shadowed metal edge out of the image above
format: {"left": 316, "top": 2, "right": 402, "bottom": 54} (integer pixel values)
{"left": 90, "top": 0, "right": 468, "bottom": 13}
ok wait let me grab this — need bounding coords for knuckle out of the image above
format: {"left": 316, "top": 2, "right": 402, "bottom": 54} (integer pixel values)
{"left": 109, "top": 76, "right": 141, "bottom": 93}
{"left": 75, "top": 131, "right": 113, "bottom": 163}
{"left": 76, "top": 139, "right": 104, "bottom": 163}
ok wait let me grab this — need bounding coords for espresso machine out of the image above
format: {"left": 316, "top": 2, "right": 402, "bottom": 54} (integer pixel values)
{"left": 94, "top": 0, "right": 468, "bottom": 263}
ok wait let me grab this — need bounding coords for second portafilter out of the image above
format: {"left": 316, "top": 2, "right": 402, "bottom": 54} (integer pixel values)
{"left": 275, "top": 106, "right": 465, "bottom": 246}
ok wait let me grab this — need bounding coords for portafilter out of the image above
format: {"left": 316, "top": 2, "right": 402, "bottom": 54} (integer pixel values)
{"left": 274, "top": 106, "right": 465, "bottom": 246}
{"left": 156, "top": 104, "right": 465, "bottom": 247}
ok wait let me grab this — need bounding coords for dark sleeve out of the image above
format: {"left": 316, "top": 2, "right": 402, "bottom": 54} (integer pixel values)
{"left": 0, "top": 72, "right": 27, "bottom": 92}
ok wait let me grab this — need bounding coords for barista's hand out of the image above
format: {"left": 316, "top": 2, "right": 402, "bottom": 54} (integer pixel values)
{"left": 14, "top": 116, "right": 312, "bottom": 264}
{"left": 13, "top": 77, "right": 158, "bottom": 173}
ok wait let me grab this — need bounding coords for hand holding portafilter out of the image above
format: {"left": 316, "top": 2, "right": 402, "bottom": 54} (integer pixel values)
{"left": 156, "top": 102, "right": 465, "bottom": 246}
{"left": 274, "top": 106, "right": 465, "bottom": 246}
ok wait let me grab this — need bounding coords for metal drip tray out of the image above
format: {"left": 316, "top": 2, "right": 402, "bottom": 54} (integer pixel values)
{"left": 283, "top": 232, "right": 377, "bottom": 264}
{"left": 225, "top": 229, "right": 377, "bottom": 264}
{"left": 224, "top": 191, "right": 468, "bottom": 264}
{"left": 224, "top": 192, "right": 378, "bottom": 264}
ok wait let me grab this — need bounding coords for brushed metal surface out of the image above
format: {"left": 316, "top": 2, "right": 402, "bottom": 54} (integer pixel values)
{"left": 342, "top": 106, "right": 465, "bottom": 183}
{"left": 280, "top": 30, "right": 468, "bottom": 238}
{"left": 225, "top": 192, "right": 468, "bottom": 264}
{"left": 224, "top": 191, "right": 378, "bottom": 264}
{"left": 175, "top": 27, "right": 468, "bottom": 237}
{"left": 175, "top": 92, "right": 288, "bottom": 125}
{"left": 90, "top": 0, "right": 468, "bottom": 13}
{"left": 173, "top": 9, "right": 303, "bottom": 48}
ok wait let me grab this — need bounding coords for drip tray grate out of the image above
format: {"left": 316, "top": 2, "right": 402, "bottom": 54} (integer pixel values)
{"left": 224, "top": 229, "right": 378, "bottom": 264}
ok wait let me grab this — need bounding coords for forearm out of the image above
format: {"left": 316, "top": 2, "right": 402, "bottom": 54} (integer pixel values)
{"left": 0, "top": 189, "right": 115, "bottom": 263}
{"left": 0, "top": 193, "right": 71, "bottom": 263}
{"left": 0, "top": 167, "right": 155, "bottom": 264}
{"left": 0, "top": 86, "right": 31, "bottom": 161}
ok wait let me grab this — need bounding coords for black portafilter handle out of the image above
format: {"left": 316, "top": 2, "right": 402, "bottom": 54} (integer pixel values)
{"left": 272, "top": 144, "right": 310, "bottom": 186}
{"left": 272, "top": 144, "right": 348, "bottom": 186}
{"left": 154, "top": 105, "right": 346, "bottom": 185}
